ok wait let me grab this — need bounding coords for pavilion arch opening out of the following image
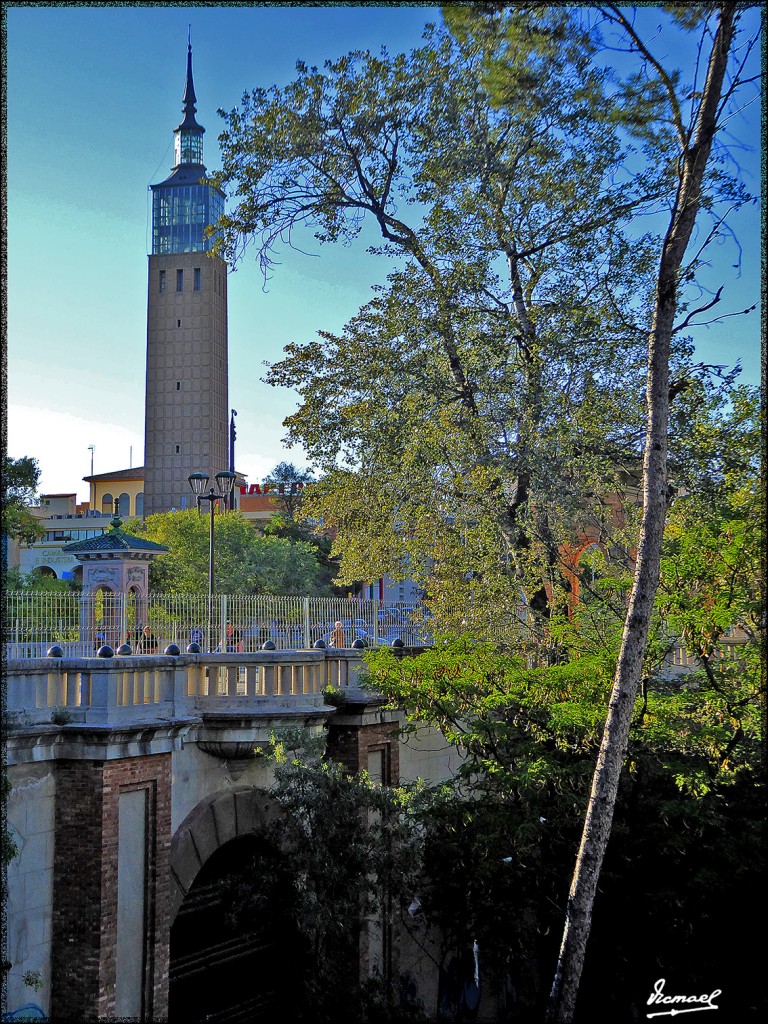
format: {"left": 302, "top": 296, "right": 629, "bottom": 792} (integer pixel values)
{"left": 168, "top": 832, "right": 304, "bottom": 1023}
{"left": 86, "top": 585, "right": 121, "bottom": 650}
{"left": 125, "top": 587, "right": 142, "bottom": 645}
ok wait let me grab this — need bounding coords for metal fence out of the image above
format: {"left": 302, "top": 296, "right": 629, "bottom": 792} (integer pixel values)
{"left": 2, "top": 591, "right": 433, "bottom": 658}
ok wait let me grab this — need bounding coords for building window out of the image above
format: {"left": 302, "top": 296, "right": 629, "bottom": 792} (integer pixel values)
{"left": 194, "top": 267, "right": 201, "bottom": 291}
{"left": 159, "top": 270, "right": 166, "bottom": 293}
{"left": 176, "top": 269, "right": 184, "bottom": 292}
{"left": 101, "top": 493, "right": 114, "bottom": 514}
{"left": 175, "top": 445, "right": 181, "bottom": 454}
{"left": 136, "top": 493, "right": 144, "bottom": 517}
{"left": 176, "top": 381, "right": 181, "bottom": 390}
{"left": 177, "top": 319, "right": 182, "bottom": 328}
{"left": 119, "top": 492, "right": 130, "bottom": 517}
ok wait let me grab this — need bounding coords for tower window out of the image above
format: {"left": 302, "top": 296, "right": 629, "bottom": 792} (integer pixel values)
{"left": 159, "top": 270, "right": 166, "bottom": 293}
{"left": 176, "top": 381, "right": 181, "bottom": 391}
{"left": 194, "top": 268, "right": 201, "bottom": 291}
{"left": 176, "top": 269, "right": 184, "bottom": 292}
{"left": 177, "top": 319, "right": 182, "bottom": 328}
{"left": 175, "top": 445, "right": 181, "bottom": 454}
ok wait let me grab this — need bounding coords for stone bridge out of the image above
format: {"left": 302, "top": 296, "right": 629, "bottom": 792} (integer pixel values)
{"left": 4, "top": 648, "right": 460, "bottom": 1022}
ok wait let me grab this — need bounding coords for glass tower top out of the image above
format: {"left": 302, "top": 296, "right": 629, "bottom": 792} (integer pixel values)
{"left": 150, "top": 44, "right": 223, "bottom": 255}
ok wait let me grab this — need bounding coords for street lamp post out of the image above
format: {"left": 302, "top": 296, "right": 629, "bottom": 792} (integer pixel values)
{"left": 188, "top": 470, "right": 237, "bottom": 651}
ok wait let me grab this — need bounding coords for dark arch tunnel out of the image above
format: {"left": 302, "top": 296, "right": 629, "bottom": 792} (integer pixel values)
{"left": 168, "top": 831, "right": 304, "bottom": 1023}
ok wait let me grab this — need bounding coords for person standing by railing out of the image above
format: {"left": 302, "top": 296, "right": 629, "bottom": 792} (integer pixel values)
{"left": 329, "top": 621, "right": 347, "bottom": 648}
{"left": 221, "top": 621, "right": 244, "bottom": 653}
{"left": 137, "top": 625, "right": 159, "bottom": 654}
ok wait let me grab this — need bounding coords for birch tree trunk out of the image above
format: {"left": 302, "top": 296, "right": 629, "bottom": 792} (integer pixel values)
{"left": 546, "top": 6, "right": 739, "bottom": 1021}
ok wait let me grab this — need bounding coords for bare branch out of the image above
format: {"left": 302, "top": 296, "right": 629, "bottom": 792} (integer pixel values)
{"left": 600, "top": 5, "right": 689, "bottom": 149}
{"left": 672, "top": 286, "right": 723, "bottom": 333}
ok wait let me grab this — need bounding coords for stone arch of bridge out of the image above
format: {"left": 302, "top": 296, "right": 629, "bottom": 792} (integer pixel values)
{"left": 170, "top": 785, "right": 280, "bottom": 920}
{"left": 168, "top": 785, "right": 301, "bottom": 1024}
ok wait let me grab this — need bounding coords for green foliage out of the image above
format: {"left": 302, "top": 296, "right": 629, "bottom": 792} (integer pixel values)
{"left": 261, "top": 511, "right": 345, "bottom": 595}
{"left": 361, "top": 625, "right": 763, "bottom": 1013}
{"left": 2, "top": 456, "right": 44, "bottom": 545}
{"left": 223, "top": 731, "right": 426, "bottom": 1023}
{"left": 2, "top": 776, "right": 19, "bottom": 869}
{"left": 5, "top": 566, "right": 79, "bottom": 592}
{"left": 22, "top": 970, "right": 43, "bottom": 992}
{"left": 2, "top": 776, "right": 19, "bottom": 981}
{"left": 124, "top": 509, "right": 332, "bottom": 595}
{"left": 209, "top": 12, "right": 754, "bottom": 645}
{"left": 321, "top": 684, "right": 346, "bottom": 707}
{"left": 207, "top": 10, "right": 763, "bottom": 1017}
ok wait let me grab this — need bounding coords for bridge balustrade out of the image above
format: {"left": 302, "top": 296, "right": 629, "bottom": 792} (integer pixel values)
{"left": 4, "top": 649, "right": 368, "bottom": 728}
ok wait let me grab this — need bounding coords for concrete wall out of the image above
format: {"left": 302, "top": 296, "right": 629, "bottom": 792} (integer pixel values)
{"left": 5, "top": 763, "right": 57, "bottom": 1018}
{"left": 399, "top": 724, "right": 465, "bottom": 785}
{"left": 171, "top": 741, "right": 275, "bottom": 835}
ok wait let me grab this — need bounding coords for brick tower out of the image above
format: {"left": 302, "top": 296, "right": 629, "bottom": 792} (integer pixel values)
{"left": 144, "top": 43, "right": 229, "bottom": 515}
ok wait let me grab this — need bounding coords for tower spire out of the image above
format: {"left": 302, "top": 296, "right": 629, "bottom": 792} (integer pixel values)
{"left": 168, "top": 36, "right": 205, "bottom": 169}
{"left": 179, "top": 37, "right": 200, "bottom": 129}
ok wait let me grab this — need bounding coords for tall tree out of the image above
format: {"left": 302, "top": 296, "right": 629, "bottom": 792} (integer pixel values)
{"left": 210, "top": 11, "right": 676, "bottom": 636}
{"left": 545, "top": 6, "right": 752, "bottom": 1019}
{"left": 2, "top": 456, "right": 44, "bottom": 548}
{"left": 208, "top": 6, "right": 759, "bottom": 1017}
{"left": 365, "top": 383, "right": 762, "bottom": 1016}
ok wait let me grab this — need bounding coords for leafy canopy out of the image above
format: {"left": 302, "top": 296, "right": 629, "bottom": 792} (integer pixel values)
{"left": 208, "top": 11, "right": 749, "bottom": 639}
{"left": 125, "top": 509, "right": 332, "bottom": 595}
{"left": 2, "top": 456, "right": 44, "bottom": 546}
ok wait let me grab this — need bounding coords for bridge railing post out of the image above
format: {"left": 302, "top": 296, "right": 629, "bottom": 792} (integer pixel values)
{"left": 171, "top": 661, "right": 191, "bottom": 714}
{"left": 86, "top": 666, "right": 119, "bottom": 725}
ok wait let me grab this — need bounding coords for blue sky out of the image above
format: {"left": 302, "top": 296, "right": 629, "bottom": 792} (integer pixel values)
{"left": 5, "top": 4, "right": 763, "bottom": 504}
